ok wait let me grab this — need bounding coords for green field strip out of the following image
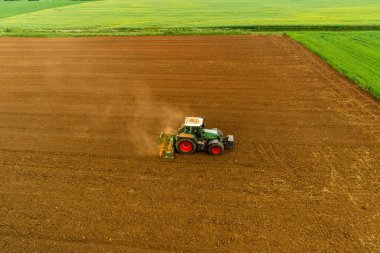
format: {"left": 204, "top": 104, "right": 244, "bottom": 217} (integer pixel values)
{"left": 0, "top": 0, "right": 88, "bottom": 20}
{"left": 0, "top": 0, "right": 380, "bottom": 33}
{"left": 289, "top": 32, "right": 380, "bottom": 99}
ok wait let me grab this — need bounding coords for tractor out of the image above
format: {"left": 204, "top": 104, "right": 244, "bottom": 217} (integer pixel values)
{"left": 158, "top": 117, "right": 234, "bottom": 159}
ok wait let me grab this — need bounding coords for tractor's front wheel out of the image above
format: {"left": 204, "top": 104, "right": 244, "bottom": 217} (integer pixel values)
{"left": 207, "top": 142, "right": 224, "bottom": 155}
{"left": 176, "top": 139, "right": 196, "bottom": 154}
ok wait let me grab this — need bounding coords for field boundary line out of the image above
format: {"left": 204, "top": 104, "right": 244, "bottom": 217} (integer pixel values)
{"left": 284, "top": 35, "right": 380, "bottom": 109}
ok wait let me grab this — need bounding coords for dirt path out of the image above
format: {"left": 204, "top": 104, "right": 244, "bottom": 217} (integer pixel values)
{"left": 0, "top": 35, "right": 379, "bottom": 252}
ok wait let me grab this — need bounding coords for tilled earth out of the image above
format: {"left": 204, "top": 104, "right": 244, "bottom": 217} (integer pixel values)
{"left": 0, "top": 35, "right": 379, "bottom": 252}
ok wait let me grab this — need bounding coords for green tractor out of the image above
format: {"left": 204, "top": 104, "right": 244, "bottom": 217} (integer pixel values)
{"left": 158, "top": 117, "right": 234, "bottom": 159}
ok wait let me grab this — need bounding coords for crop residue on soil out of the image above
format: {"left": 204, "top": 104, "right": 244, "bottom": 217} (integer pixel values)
{"left": 0, "top": 35, "right": 379, "bottom": 252}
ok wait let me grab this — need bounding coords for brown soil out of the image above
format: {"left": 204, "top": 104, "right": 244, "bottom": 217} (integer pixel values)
{"left": 0, "top": 35, "right": 379, "bottom": 252}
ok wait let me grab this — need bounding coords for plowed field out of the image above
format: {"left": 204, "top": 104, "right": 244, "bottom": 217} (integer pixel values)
{"left": 0, "top": 35, "right": 379, "bottom": 252}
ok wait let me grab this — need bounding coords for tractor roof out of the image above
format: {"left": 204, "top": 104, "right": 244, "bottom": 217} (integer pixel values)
{"left": 184, "top": 117, "right": 204, "bottom": 127}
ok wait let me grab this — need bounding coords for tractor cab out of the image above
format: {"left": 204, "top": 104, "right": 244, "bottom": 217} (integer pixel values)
{"left": 178, "top": 117, "right": 205, "bottom": 138}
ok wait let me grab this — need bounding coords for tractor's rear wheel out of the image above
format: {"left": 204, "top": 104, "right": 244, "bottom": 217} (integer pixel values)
{"left": 207, "top": 142, "right": 224, "bottom": 155}
{"left": 176, "top": 139, "right": 196, "bottom": 154}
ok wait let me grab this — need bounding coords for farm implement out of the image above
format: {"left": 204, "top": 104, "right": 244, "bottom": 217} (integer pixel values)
{"left": 158, "top": 117, "right": 234, "bottom": 159}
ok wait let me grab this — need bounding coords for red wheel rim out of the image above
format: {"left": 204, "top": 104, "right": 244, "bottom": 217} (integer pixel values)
{"left": 179, "top": 141, "right": 193, "bottom": 153}
{"left": 210, "top": 146, "right": 222, "bottom": 155}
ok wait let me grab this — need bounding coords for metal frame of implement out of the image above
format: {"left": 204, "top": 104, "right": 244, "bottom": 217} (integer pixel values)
{"left": 158, "top": 130, "right": 177, "bottom": 159}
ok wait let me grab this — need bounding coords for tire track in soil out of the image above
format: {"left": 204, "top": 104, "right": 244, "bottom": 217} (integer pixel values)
{"left": 0, "top": 35, "right": 379, "bottom": 252}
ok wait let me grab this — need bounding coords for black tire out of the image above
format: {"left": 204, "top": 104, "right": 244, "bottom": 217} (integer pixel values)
{"left": 207, "top": 142, "right": 224, "bottom": 155}
{"left": 176, "top": 138, "right": 197, "bottom": 154}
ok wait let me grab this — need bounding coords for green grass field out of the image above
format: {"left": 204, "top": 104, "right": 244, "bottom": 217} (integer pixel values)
{"left": 289, "top": 32, "right": 380, "bottom": 99}
{"left": 0, "top": 0, "right": 380, "bottom": 36}
{"left": 0, "top": 0, "right": 86, "bottom": 20}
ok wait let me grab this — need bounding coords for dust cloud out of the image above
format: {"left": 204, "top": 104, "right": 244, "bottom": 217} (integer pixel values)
{"left": 25, "top": 40, "right": 185, "bottom": 157}
{"left": 126, "top": 86, "right": 185, "bottom": 156}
